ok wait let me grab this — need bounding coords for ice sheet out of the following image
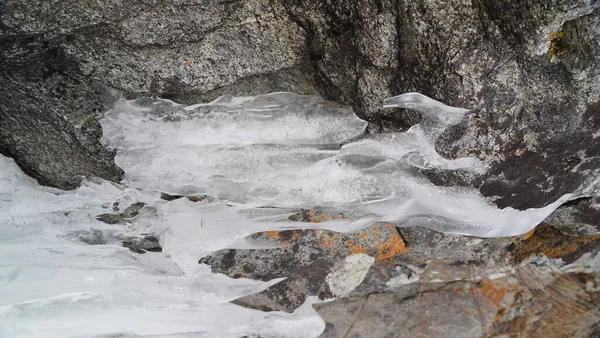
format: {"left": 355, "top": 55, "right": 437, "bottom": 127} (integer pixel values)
{"left": 0, "top": 92, "right": 586, "bottom": 338}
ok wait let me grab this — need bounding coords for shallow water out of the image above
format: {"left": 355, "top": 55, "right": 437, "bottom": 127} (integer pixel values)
{"left": 0, "top": 93, "right": 576, "bottom": 337}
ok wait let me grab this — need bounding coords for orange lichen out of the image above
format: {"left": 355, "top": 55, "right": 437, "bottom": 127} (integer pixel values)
{"left": 348, "top": 242, "right": 368, "bottom": 255}
{"left": 512, "top": 223, "right": 600, "bottom": 263}
{"left": 344, "top": 225, "right": 408, "bottom": 261}
{"left": 320, "top": 232, "right": 338, "bottom": 248}
{"left": 479, "top": 278, "right": 507, "bottom": 307}
{"left": 184, "top": 60, "right": 192, "bottom": 67}
{"left": 372, "top": 233, "right": 408, "bottom": 261}
{"left": 265, "top": 230, "right": 280, "bottom": 241}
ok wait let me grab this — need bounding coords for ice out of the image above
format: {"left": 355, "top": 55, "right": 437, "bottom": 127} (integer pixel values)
{"left": 0, "top": 155, "right": 324, "bottom": 338}
{"left": 341, "top": 93, "right": 482, "bottom": 172}
{"left": 100, "top": 93, "right": 365, "bottom": 202}
{"left": 0, "top": 92, "right": 584, "bottom": 337}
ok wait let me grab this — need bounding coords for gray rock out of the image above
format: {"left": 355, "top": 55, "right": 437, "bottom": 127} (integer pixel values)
{"left": 200, "top": 208, "right": 600, "bottom": 337}
{"left": 2, "top": 0, "right": 600, "bottom": 213}
{"left": 122, "top": 236, "right": 162, "bottom": 254}
{"left": 0, "top": 36, "right": 124, "bottom": 189}
{"left": 96, "top": 202, "right": 146, "bottom": 224}
{"left": 160, "top": 193, "right": 214, "bottom": 203}
{"left": 317, "top": 267, "right": 600, "bottom": 338}
{"left": 0, "top": 0, "right": 307, "bottom": 188}
{"left": 200, "top": 219, "right": 407, "bottom": 312}
{"left": 62, "top": 228, "right": 163, "bottom": 254}
{"left": 283, "top": 0, "right": 600, "bottom": 209}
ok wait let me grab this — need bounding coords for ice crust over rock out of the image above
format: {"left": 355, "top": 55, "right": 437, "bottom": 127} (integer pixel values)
{"left": 101, "top": 92, "right": 573, "bottom": 237}
{"left": 0, "top": 92, "right": 579, "bottom": 337}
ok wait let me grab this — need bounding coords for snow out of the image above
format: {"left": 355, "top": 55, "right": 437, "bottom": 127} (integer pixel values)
{"left": 0, "top": 92, "right": 578, "bottom": 337}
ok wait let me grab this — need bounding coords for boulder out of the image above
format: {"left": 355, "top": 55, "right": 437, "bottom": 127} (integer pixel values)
{"left": 200, "top": 208, "right": 600, "bottom": 337}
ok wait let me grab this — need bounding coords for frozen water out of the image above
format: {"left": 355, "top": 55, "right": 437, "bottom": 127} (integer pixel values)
{"left": 0, "top": 155, "right": 324, "bottom": 338}
{"left": 101, "top": 92, "right": 573, "bottom": 237}
{"left": 0, "top": 92, "right": 581, "bottom": 337}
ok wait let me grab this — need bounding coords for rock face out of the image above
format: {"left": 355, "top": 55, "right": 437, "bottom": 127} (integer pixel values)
{"left": 282, "top": 0, "right": 600, "bottom": 209}
{"left": 200, "top": 220, "right": 408, "bottom": 312}
{"left": 2, "top": 0, "right": 599, "bottom": 202}
{"left": 0, "top": 0, "right": 310, "bottom": 188}
{"left": 200, "top": 207, "right": 600, "bottom": 337}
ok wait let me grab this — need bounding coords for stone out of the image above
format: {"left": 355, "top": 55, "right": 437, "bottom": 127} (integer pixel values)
{"left": 160, "top": 193, "right": 214, "bottom": 203}
{"left": 316, "top": 221, "right": 600, "bottom": 338}
{"left": 199, "top": 212, "right": 409, "bottom": 312}
{"left": 122, "top": 236, "right": 163, "bottom": 254}
{"left": 0, "top": 0, "right": 307, "bottom": 189}
{"left": 96, "top": 202, "right": 146, "bottom": 224}
{"left": 317, "top": 266, "right": 600, "bottom": 338}
{"left": 200, "top": 206, "right": 600, "bottom": 338}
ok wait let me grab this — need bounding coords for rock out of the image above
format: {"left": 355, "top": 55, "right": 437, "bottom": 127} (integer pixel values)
{"left": 2, "top": 0, "right": 599, "bottom": 212}
{"left": 0, "top": 0, "right": 307, "bottom": 189}
{"left": 545, "top": 196, "right": 600, "bottom": 236}
{"left": 200, "top": 216, "right": 409, "bottom": 312}
{"left": 62, "top": 228, "right": 163, "bottom": 254}
{"left": 122, "top": 236, "right": 162, "bottom": 254}
{"left": 284, "top": 0, "right": 600, "bottom": 209}
{"left": 511, "top": 222, "right": 600, "bottom": 265}
{"left": 96, "top": 202, "right": 146, "bottom": 224}
{"left": 317, "top": 267, "right": 600, "bottom": 338}
{"left": 200, "top": 206, "right": 600, "bottom": 338}
{"left": 0, "top": 37, "right": 124, "bottom": 189}
{"left": 160, "top": 193, "right": 214, "bottom": 203}
{"left": 315, "top": 222, "right": 600, "bottom": 338}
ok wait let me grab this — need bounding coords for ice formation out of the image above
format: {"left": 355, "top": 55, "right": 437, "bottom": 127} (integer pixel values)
{"left": 0, "top": 92, "right": 577, "bottom": 337}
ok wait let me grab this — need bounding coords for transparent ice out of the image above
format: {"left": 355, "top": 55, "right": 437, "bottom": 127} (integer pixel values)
{"left": 0, "top": 92, "right": 578, "bottom": 337}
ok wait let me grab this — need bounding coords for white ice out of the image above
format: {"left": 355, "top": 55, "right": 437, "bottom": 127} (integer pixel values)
{"left": 0, "top": 92, "right": 581, "bottom": 337}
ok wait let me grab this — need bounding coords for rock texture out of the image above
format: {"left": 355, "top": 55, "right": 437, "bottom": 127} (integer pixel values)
{"left": 200, "top": 207, "right": 600, "bottom": 337}
{"left": 3, "top": 2, "right": 600, "bottom": 337}
{"left": 200, "top": 220, "right": 408, "bottom": 312}
{"left": 0, "top": 0, "right": 311, "bottom": 188}
{"left": 2, "top": 0, "right": 599, "bottom": 204}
